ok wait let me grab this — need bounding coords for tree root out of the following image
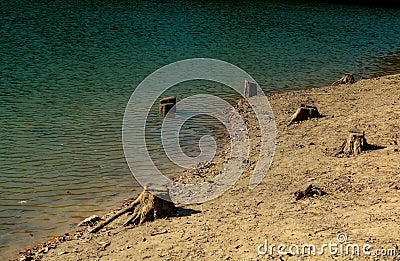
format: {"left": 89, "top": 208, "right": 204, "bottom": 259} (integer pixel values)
{"left": 90, "top": 189, "right": 175, "bottom": 233}
{"left": 294, "top": 184, "right": 327, "bottom": 200}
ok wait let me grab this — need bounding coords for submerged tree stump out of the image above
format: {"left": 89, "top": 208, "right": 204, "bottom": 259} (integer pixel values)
{"left": 289, "top": 104, "right": 321, "bottom": 125}
{"left": 244, "top": 79, "right": 258, "bottom": 98}
{"left": 159, "top": 96, "right": 176, "bottom": 116}
{"left": 90, "top": 189, "right": 175, "bottom": 233}
{"left": 339, "top": 130, "right": 368, "bottom": 155}
{"left": 332, "top": 73, "right": 356, "bottom": 86}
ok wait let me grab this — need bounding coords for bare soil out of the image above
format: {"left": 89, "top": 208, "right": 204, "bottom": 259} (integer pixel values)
{"left": 17, "top": 74, "right": 400, "bottom": 260}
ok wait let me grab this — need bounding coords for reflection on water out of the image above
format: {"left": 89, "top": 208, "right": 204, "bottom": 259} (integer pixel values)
{"left": 1, "top": 0, "right": 400, "bottom": 258}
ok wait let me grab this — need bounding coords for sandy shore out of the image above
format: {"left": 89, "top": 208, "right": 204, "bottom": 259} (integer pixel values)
{"left": 17, "top": 74, "right": 400, "bottom": 260}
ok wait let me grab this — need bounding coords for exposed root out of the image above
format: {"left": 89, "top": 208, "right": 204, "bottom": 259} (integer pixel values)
{"left": 90, "top": 189, "right": 175, "bottom": 233}
{"left": 294, "top": 184, "right": 327, "bottom": 200}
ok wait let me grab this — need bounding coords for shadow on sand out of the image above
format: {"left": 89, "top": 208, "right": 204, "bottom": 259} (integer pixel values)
{"left": 174, "top": 207, "right": 201, "bottom": 217}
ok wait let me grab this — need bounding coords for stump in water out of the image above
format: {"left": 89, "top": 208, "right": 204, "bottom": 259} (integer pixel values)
{"left": 289, "top": 104, "right": 321, "bottom": 125}
{"left": 159, "top": 96, "right": 176, "bottom": 116}
{"left": 90, "top": 189, "right": 175, "bottom": 233}
{"left": 332, "top": 73, "right": 356, "bottom": 86}
{"left": 244, "top": 80, "right": 258, "bottom": 98}
{"left": 339, "top": 130, "right": 368, "bottom": 155}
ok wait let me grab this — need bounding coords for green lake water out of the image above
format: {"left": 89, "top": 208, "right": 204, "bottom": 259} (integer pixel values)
{"left": 1, "top": 0, "right": 400, "bottom": 258}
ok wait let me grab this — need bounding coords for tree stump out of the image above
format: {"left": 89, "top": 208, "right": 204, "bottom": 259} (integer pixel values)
{"left": 159, "top": 103, "right": 176, "bottom": 116}
{"left": 289, "top": 104, "right": 321, "bottom": 125}
{"left": 244, "top": 80, "right": 258, "bottom": 98}
{"left": 90, "top": 189, "right": 175, "bottom": 233}
{"left": 159, "top": 96, "right": 176, "bottom": 116}
{"left": 332, "top": 73, "right": 355, "bottom": 86}
{"left": 339, "top": 130, "right": 368, "bottom": 155}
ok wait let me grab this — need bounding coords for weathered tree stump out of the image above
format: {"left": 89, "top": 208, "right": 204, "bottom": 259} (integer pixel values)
{"left": 332, "top": 73, "right": 356, "bottom": 86}
{"left": 339, "top": 130, "right": 368, "bottom": 155}
{"left": 289, "top": 104, "right": 321, "bottom": 125}
{"left": 159, "top": 96, "right": 176, "bottom": 116}
{"left": 159, "top": 103, "right": 175, "bottom": 116}
{"left": 90, "top": 189, "right": 175, "bottom": 233}
{"left": 244, "top": 80, "right": 258, "bottom": 98}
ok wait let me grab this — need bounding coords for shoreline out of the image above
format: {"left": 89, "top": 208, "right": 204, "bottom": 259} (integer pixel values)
{"left": 16, "top": 74, "right": 400, "bottom": 260}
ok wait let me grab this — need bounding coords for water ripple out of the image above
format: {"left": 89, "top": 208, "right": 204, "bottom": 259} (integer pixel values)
{"left": 1, "top": 0, "right": 400, "bottom": 259}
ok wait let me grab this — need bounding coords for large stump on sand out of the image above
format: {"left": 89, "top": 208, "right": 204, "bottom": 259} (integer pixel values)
{"left": 90, "top": 189, "right": 175, "bottom": 233}
{"left": 339, "top": 130, "right": 368, "bottom": 155}
{"left": 289, "top": 104, "right": 321, "bottom": 125}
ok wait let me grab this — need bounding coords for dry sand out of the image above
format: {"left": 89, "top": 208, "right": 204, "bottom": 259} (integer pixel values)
{"left": 17, "top": 74, "right": 400, "bottom": 260}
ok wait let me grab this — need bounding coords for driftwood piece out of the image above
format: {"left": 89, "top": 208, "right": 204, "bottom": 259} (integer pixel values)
{"left": 90, "top": 189, "right": 175, "bottom": 233}
{"left": 289, "top": 104, "right": 321, "bottom": 125}
{"left": 332, "top": 73, "right": 355, "bottom": 86}
{"left": 339, "top": 130, "right": 368, "bottom": 155}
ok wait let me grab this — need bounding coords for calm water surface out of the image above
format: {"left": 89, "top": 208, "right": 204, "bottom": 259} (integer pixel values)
{"left": 1, "top": 0, "right": 400, "bottom": 258}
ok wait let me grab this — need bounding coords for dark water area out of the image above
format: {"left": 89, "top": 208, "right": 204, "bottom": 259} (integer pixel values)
{"left": 311, "top": 0, "right": 400, "bottom": 8}
{"left": 1, "top": 0, "right": 400, "bottom": 258}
